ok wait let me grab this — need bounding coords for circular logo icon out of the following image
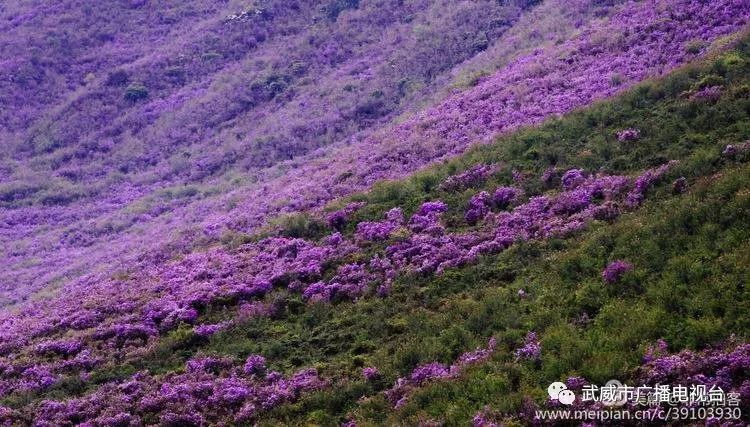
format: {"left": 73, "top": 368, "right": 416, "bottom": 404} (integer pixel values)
{"left": 558, "top": 389, "right": 576, "bottom": 405}
{"left": 547, "top": 382, "right": 567, "bottom": 399}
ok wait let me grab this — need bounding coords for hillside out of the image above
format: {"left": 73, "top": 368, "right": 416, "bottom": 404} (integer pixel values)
{"left": 0, "top": 1, "right": 749, "bottom": 425}
{"left": 2, "top": 0, "right": 748, "bottom": 306}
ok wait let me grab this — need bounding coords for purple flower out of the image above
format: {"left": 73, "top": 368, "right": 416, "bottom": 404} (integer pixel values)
{"left": 493, "top": 187, "right": 519, "bottom": 209}
{"left": 514, "top": 332, "right": 541, "bottom": 361}
{"left": 616, "top": 128, "right": 640, "bottom": 142}
{"left": 465, "top": 191, "right": 491, "bottom": 225}
{"left": 722, "top": 144, "right": 738, "bottom": 157}
{"left": 326, "top": 202, "right": 366, "bottom": 231}
{"left": 565, "top": 376, "right": 587, "bottom": 390}
{"left": 362, "top": 367, "right": 380, "bottom": 381}
{"left": 325, "top": 232, "right": 343, "bottom": 246}
{"left": 410, "top": 362, "right": 450, "bottom": 384}
{"left": 561, "top": 169, "right": 585, "bottom": 190}
{"left": 355, "top": 208, "right": 403, "bottom": 241}
{"left": 602, "top": 260, "right": 633, "bottom": 284}
{"left": 440, "top": 164, "right": 499, "bottom": 192}
{"left": 626, "top": 161, "right": 677, "bottom": 208}
{"left": 691, "top": 85, "right": 722, "bottom": 101}
{"left": 302, "top": 282, "right": 332, "bottom": 302}
{"left": 193, "top": 321, "right": 231, "bottom": 337}
{"left": 721, "top": 141, "right": 750, "bottom": 158}
{"left": 34, "top": 339, "right": 83, "bottom": 357}
{"left": 244, "top": 354, "right": 267, "bottom": 375}
{"left": 672, "top": 177, "right": 687, "bottom": 194}
{"left": 472, "top": 407, "right": 498, "bottom": 427}
{"left": 418, "top": 201, "right": 448, "bottom": 216}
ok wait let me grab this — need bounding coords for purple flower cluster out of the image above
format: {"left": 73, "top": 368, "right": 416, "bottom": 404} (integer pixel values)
{"left": 602, "top": 260, "right": 634, "bottom": 284}
{"left": 691, "top": 85, "right": 723, "bottom": 101}
{"left": 10, "top": 356, "right": 326, "bottom": 426}
{"left": 303, "top": 262, "right": 373, "bottom": 303}
{"left": 384, "top": 338, "right": 496, "bottom": 408}
{"left": 385, "top": 168, "right": 648, "bottom": 277}
{"left": 493, "top": 187, "right": 520, "bottom": 209}
{"left": 408, "top": 201, "right": 448, "bottom": 234}
{"left": 722, "top": 140, "right": 750, "bottom": 158}
{"left": 362, "top": 367, "right": 380, "bottom": 381}
{"left": 638, "top": 342, "right": 750, "bottom": 397}
{"left": 616, "top": 128, "right": 641, "bottom": 142}
{"left": 472, "top": 407, "right": 499, "bottom": 427}
{"left": 464, "top": 186, "right": 519, "bottom": 226}
{"left": 626, "top": 161, "right": 678, "bottom": 208}
{"left": 33, "top": 339, "right": 83, "bottom": 357}
{"left": 326, "top": 202, "right": 366, "bottom": 231}
{"left": 561, "top": 169, "right": 586, "bottom": 190}
{"left": 439, "top": 164, "right": 500, "bottom": 192}
{"left": 194, "top": 321, "right": 232, "bottom": 338}
{"left": 355, "top": 208, "right": 404, "bottom": 241}
{"left": 418, "top": 201, "right": 448, "bottom": 216}
{"left": 497, "top": 343, "right": 750, "bottom": 425}
{"left": 514, "top": 332, "right": 541, "bottom": 361}
{"left": 0, "top": 235, "right": 361, "bottom": 399}
{"left": 243, "top": 354, "right": 267, "bottom": 375}
{"left": 465, "top": 191, "right": 492, "bottom": 225}
{"left": 672, "top": 177, "right": 688, "bottom": 194}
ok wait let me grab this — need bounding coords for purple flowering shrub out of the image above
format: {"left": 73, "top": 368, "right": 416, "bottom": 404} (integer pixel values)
{"left": 722, "top": 140, "right": 750, "bottom": 160}
{"left": 326, "top": 202, "right": 366, "bottom": 231}
{"left": 384, "top": 338, "right": 496, "bottom": 408}
{"left": 355, "top": 208, "right": 404, "bottom": 241}
{"left": 440, "top": 164, "right": 501, "bottom": 192}
{"left": 638, "top": 342, "right": 750, "bottom": 401}
{"left": 492, "top": 186, "right": 520, "bottom": 209}
{"left": 465, "top": 191, "right": 492, "bottom": 225}
{"left": 691, "top": 85, "right": 723, "bottom": 101}
{"left": 626, "top": 161, "right": 678, "bottom": 208}
{"left": 616, "top": 128, "right": 641, "bottom": 142}
{"left": 560, "top": 168, "right": 586, "bottom": 190}
{"left": 11, "top": 356, "right": 326, "bottom": 426}
{"left": 362, "top": 367, "right": 380, "bottom": 381}
{"left": 601, "top": 260, "right": 634, "bottom": 284}
{"left": 514, "top": 332, "right": 541, "bottom": 361}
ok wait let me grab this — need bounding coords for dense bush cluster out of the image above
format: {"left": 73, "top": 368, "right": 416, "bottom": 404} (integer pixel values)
{"left": 384, "top": 338, "right": 497, "bottom": 409}
{"left": 0, "top": 355, "right": 325, "bottom": 425}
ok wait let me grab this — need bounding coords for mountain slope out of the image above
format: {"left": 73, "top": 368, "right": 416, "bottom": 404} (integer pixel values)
{"left": 1, "top": 24, "right": 750, "bottom": 425}
{"left": 2, "top": 0, "right": 748, "bottom": 309}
